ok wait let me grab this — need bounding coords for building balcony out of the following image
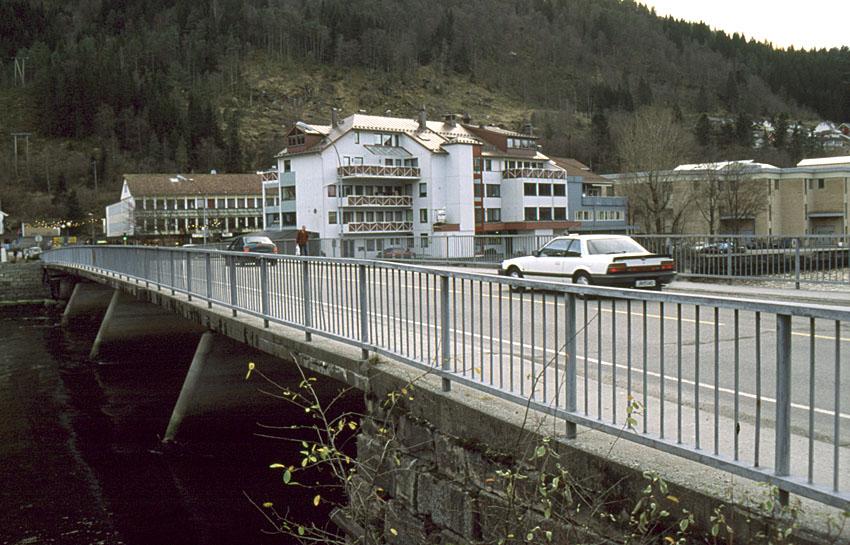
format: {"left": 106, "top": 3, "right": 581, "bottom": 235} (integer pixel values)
{"left": 502, "top": 168, "right": 566, "bottom": 180}
{"left": 342, "top": 221, "right": 413, "bottom": 234}
{"left": 262, "top": 171, "right": 296, "bottom": 188}
{"left": 341, "top": 195, "right": 413, "bottom": 208}
{"left": 135, "top": 208, "right": 262, "bottom": 219}
{"left": 581, "top": 195, "right": 627, "bottom": 207}
{"left": 338, "top": 165, "right": 420, "bottom": 179}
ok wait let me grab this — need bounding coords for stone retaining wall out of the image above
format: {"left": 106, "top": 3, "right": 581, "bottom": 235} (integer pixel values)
{"left": 0, "top": 262, "right": 50, "bottom": 302}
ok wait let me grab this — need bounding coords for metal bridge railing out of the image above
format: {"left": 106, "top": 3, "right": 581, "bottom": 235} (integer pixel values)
{"left": 43, "top": 245, "right": 850, "bottom": 510}
{"left": 291, "top": 233, "right": 849, "bottom": 288}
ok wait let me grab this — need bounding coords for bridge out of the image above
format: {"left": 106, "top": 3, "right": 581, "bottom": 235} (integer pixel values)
{"left": 42, "top": 245, "right": 849, "bottom": 543}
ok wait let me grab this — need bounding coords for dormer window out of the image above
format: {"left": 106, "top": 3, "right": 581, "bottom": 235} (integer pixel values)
{"left": 288, "top": 132, "right": 305, "bottom": 146}
{"left": 372, "top": 132, "right": 400, "bottom": 146}
{"left": 507, "top": 137, "right": 536, "bottom": 149}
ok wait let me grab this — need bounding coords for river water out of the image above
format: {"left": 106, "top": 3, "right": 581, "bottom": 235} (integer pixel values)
{"left": 0, "top": 307, "right": 346, "bottom": 545}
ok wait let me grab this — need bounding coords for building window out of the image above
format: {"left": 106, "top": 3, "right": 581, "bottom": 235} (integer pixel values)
{"left": 524, "top": 183, "right": 537, "bottom": 196}
{"left": 354, "top": 131, "right": 360, "bottom": 144}
{"left": 774, "top": 179, "right": 780, "bottom": 190}
{"left": 539, "top": 207, "right": 552, "bottom": 221}
{"left": 818, "top": 178, "right": 825, "bottom": 189}
{"left": 485, "top": 184, "right": 501, "bottom": 198}
{"left": 553, "top": 184, "right": 565, "bottom": 197}
{"left": 475, "top": 208, "right": 484, "bottom": 224}
{"left": 287, "top": 133, "right": 304, "bottom": 147}
{"left": 327, "top": 185, "right": 337, "bottom": 197}
{"left": 538, "top": 183, "right": 552, "bottom": 196}
{"left": 554, "top": 207, "right": 566, "bottom": 220}
{"left": 474, "top": 183, "right": 483, "bottom": 198}
{"left": 474, "top": 158, "right": 482, "bottom": 172}
{"left": 484, "top": 159, "right": 492, "bottom": 171}
{"left": 328, "top": 211, "right": 337, "bottom": 224}
{"left": 575, "top": 210, "right": 593, "bottom": 221}
{"left": 420, "top": 209, "right": 429, "bottom": 224}
{"left": 421, "top": 233, "right": 429, "bottom": 248}
{"left": 419, "top": 183, "right": 427, "bottom": 197}
{"left": 486, "top": 208, "right": 501, "bottom": 222}
{"left": 524, "top": 207, "right": 537, "bottom": 221}
{"left": 283, "top": 160, "right": 291, "bottom": 172}
{"left": 372, "top": 132, "right": 398, "bottom": 146}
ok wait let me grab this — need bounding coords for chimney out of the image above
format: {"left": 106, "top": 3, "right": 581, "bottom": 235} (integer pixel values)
{"left": 418, "top": 106, "right": 427, "bottom": 131}
{"left": 522, "top": 122, "right": 534, "bottom": 136}
{"left": 331, "top": 108, "right": 339, "bottom": 127}
{"left": 462, "top": 112, "right": 471, "bottom": 124}
{"left": 444, "top": 113, "right": 456, "bottom": 128}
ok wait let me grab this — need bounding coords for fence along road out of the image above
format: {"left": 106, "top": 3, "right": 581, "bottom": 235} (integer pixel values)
{"left": 43, "top": 246, "right": 849, "bottom": 511}
{"left": 285, "top": 233, "right": 850, "bottom": 289}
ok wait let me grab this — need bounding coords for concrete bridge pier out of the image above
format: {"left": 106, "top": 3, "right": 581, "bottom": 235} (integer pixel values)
{"left": 89, "top": 290, "right": 206, "bottom": 362}
{"left": 163, "top": 330, "right": 358, "bottom": 444}
{"left": 61, "top": 282, "right": 114, "bottom": 326}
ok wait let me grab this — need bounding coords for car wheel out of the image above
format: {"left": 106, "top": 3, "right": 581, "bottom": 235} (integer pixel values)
{"left": 572, "top": 271, "right": 592, "bottom": 299}
{"left": 507, "top": 267, "right": 525, "bottom": 292}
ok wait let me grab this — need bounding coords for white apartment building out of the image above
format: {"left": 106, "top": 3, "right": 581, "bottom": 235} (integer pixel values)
{"left": 264, "top": 110, "right": 581, "bottom": 257}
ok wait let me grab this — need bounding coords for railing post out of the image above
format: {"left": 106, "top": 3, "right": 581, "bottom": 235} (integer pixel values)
{"left": 186, "top": 251, "right": 193, "bottom": 301}
{"left": 170, "top": 249, "right": 176, "bottom": 295}
{"left": 565, "top": 293, "right": 577, "bottom": 439}
{"left": 156, "top": 248, "right": 161, "bottom": 291}
{"left": 440, "top": 274, "right": 451, "bottom": 392}
{"left": 726, "top": 246, "right": 732, "bottom": 279}
{"left": 260, "top": 258, "right": 270, "bottom": 327}
{"left": 775, "top": 313, "right": 792, "bottom": 505}
{"left": 358, "top": 263, "right": 369, "bottom": 360}
{"left": 794, "top": 238, "right": 801, "bottom": 289}
{"left": 229, "top": 257, "right": 238, "bottom": 317}
{"left": 302, "top": 259, "right": 312, "bottom": 341}
{"left": 205, "top": 252, "right": 212, "bottom": 308}
{"left": 143, "top": 248, "right": 149, "bottom": 288}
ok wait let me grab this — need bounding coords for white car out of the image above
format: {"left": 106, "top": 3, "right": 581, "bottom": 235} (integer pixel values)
{"left": 499, "top": 235, "right": 675, "bottom": 289}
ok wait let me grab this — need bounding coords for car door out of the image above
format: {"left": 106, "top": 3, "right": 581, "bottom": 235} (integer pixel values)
{"left": 559, "top": 238, "right": 582, "bottom": 276}
{"left": 533, "top": 238, "right": 570, "bottom": 277}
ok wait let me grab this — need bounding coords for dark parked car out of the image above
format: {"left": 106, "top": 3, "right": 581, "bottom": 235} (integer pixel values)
{"left": 377, "top": 247, "right": 414, "bottom": 259}
{"left": 225, "top": 235, "right": 278, "bottom": 265}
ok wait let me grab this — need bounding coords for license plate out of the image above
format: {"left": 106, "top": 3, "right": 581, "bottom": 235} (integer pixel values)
{"left": 635, "top": 279, "right": 656, "bottom": 288}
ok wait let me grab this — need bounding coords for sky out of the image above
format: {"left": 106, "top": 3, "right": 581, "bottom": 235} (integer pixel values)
{"left": 638, "top": 0, "right": 847, "bottom": 51}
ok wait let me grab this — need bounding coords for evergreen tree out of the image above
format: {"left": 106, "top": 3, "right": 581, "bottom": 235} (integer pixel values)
{"left": 695, "top": 113, "right": 712, "bottom": 148}
{"left": 590, "top": 112, "right": 614, "bottom": 172}
{"left": 636, "top": 76, "right": 653, "bottom": 107}
{"left": 773, "top": 113, "right": 789, "bottom": 149}
{"left": 734, "top": 113, "right": 752, "bottom": 148}
{"left": 225, "top": 112, "right": 244, "bottom": 173}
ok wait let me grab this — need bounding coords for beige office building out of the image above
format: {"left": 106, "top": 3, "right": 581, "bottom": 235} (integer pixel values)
{"left": 606, "top": 156, "right": 849, "bottom": 235}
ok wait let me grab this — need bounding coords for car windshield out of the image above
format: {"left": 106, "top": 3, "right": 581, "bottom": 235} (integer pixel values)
{"left": 243, "top": 236, "right": 273, "bottom": 245}
{"left": 586, "top": 237, "right": 647, "bottom": 255}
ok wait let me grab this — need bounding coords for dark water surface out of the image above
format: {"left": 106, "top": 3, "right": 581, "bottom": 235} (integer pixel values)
{"left": 0, "top": 307, "right": 340, "bottom": 545}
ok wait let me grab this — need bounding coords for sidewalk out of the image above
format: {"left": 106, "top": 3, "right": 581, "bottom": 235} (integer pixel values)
{"left": 431, "top": 265, "right": 850, "bottom": 308}
{"left": 666, "top": 280, "right": 850, "bottom": 307}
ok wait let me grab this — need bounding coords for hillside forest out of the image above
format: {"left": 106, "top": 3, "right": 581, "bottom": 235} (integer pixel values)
{"left": 1, "top": 0, "right": 848, "bottom": 228}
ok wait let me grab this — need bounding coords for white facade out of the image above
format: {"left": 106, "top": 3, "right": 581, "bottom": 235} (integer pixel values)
{"left": 265, "top": 112, "right": 576, "bottom": 257}
{"left": 0, "top": 210, "right": 7, "bottom": 236}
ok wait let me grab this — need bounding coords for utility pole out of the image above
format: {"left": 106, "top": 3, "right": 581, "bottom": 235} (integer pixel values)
{"left": 11, "top": 132, "right": 32, "bottom": 177}
{"left": 12, "top": 57, "right": 26, "bottom": 86}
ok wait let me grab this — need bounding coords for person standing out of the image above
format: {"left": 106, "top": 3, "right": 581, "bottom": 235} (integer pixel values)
{"left": 296, "top": 225, "right": 309, "bottom": 256}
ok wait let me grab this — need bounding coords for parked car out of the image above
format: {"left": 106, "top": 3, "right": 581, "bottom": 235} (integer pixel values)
{"left": 23, "top": 246, "right": 43, "bottom": 260}
{"left": 377, "top": 247, "right": 414, "bottom": 259}
{"left": 691, "top": 240, "right": 745, "bottom": 254}
{"left": 499, "top": 235, "right": 675, "bottom": 290}
{"left": 225, "top": 235, "right": 278, "bottom": 266}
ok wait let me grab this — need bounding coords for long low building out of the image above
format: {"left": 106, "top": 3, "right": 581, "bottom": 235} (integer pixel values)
{"left": 106, "top": 173, "right": 264, "bottom": 241}
{"left": 605, "top": 156, "right": 850, "bottom": 236}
